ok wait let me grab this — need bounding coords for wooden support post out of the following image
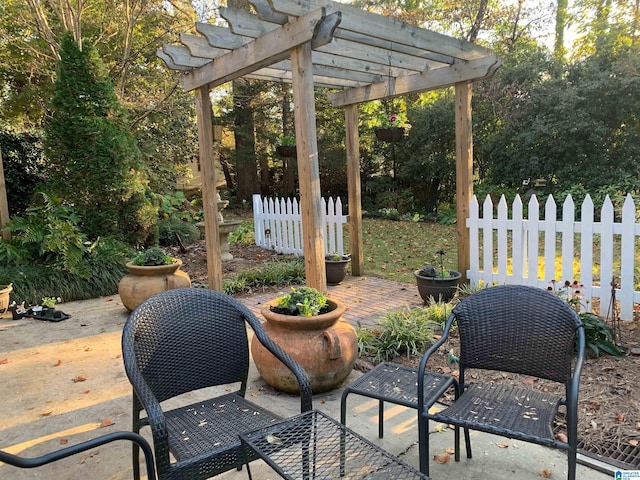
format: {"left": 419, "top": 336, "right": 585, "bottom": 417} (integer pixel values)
{"left": 454, "top": 81, "right": 473, "bottom": 282}
{"left": 195, "top": 86, "right": 223, "bottom": 291}
{"left": 344, "top": 104, "right": 363, "bottom": 276}
{"left": 0, "top": 147, "right": 10, "bottom": 241}
{"left": 291, "top": 42, "right": 326, "bottom": 292}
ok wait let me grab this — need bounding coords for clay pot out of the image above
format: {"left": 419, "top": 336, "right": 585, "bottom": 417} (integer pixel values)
{"left": 118, "top": 260, "right": 191, "bottom": 312}
{"left": 251, "top": 298, "right": 357, "bottom": 393}
{"left": 414, "top": 269, "right": 461, "bottom": 304}
{"left": 325, "top": 256, "right": 351, "bottom": 285}
{"left": 0, "top": 284, "right": 13, "bottom": 314}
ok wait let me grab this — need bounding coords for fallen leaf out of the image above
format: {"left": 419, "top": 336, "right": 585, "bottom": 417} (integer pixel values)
{"left": 0, "top": 358, "right": 8, "bottom": 365}
{"left": 555, "top": 433, "right": 568, "bottom": 443}
{"left": 99, "top": 418, "right": 114, "bottom": 428}
{"left": 319, "top": 399, "right": 326, "bottom": 404}
{"left": 41, "top": 411, "right": 53, "bottom": 417}
{"left": 53, "top": 359, "right": 62, "bottom": 366}
{"left": 630, "top": 440, "right": 639, "bottom": 446}
{"left": 444, "top": 447, "right": 455, "bottom": 454}
{"left": 496, "top": 442, "right": 509, "bottom": 448}
{"left": 539, "top": 468, "right": 552, "bottom": 477}
{"left": 83, "top": 390, "right": 91, "bottom": 394}
{"left": 250, "top": 391, "right": 260, "bottom": 397}
{"left": 616, "top": 413, "right": 626, "bottom": 422}
{"left": 84, "top": 347, "right": 92, "bottom": 352}
{"left": 60, "top": 439, "right": 68, "bottom": 445}
{"left": 522, "top": 376, "right": 536, "bottom": 385}
{"left": 80, "top": 450, "right": 100, "bottom": 464}
{"left": 72, "top": 374, "right": 88, "bottom": 383}
{"left": 433, "top": 453, "right": 450, "bottom": 464}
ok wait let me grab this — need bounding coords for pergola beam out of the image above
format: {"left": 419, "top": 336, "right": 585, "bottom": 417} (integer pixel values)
{"left": 327, "top": 55, "right": 501, "bottom": 107}
{"left": 181, "top": 8, "right": 340, "bottom": 91}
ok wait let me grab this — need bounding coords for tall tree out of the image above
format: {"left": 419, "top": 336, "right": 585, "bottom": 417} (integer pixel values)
{"left": 45, "top": 32, "right": 157, "bottom": 246}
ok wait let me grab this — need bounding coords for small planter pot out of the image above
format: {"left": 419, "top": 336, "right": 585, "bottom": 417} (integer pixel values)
{"left": 118, "top": 260, "right": 191, "bottom": 312}
{"left": 414, "top": 269, "right": 461, "bottom": 304}
{"left": 374, "top": 127, "right": 406, "bottom": 142}
{"left": 276, "top": 145, "right": 297, "bottom": 157}
{"left": 0, "top": 284, "right": 13, "bottom": 314}
{"left": 325, "top": 256, "right": 351, "bottom": 285}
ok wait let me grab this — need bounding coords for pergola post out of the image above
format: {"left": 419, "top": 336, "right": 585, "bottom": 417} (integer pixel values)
{"left": 454, "top": 81, "right": 473, "bottom": 281}
{"left": 344, "top": 104, "right": 363, "bottom": 276}
{"left": 291, "top": 42, "right": 326, "bottom": 292}
{"left": 0, "top": 147, "right": 10, "bottom": 240}
{"left": 195, "top": 86, "right": 223, "bottom": 291}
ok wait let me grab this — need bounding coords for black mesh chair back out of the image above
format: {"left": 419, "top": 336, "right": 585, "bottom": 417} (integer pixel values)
{"left": 122, "top": 288, "right": 312, "bottom": 480}
{"left": 418, "top": 284, "right": 585, "bottom": 480}
{"left": 454, "top": 284, "right": 579, "bottom": 384}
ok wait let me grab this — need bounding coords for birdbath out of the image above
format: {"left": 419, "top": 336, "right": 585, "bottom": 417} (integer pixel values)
{"left": 196, "top": 191, "right": 241, "bottom": 261}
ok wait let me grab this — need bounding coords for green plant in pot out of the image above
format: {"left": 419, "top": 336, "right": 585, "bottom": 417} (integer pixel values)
{"left": 251, "top": 286, "right": 357, "bottom": 393}
{"left": 276, "top": 134, "right": 297, "bottom": 157}
{"left": 0, "top": 283, "right": 13, "bottom": 314}
{"left": 414, "top": 249, "right": 461, "bottom": 304}
{"left": 118, "top": 246, "right": 191, "bottom": 312}
{"left": 325, "top": 253, "right": 351, "bottom": 285}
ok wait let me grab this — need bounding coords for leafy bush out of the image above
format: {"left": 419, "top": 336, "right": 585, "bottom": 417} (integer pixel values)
{"left": 0, "top": 261, "right": 128, "bottom": 305}
{"left": 158, "top": 217, "right": 200, "bottom": 246}
{"left": 228, "top": 221, "right": 255, "bottom": 246}
{"left": 0, "top": 192, "right": 129, "bottom": 277}
{"left": 357, "top": 302, "right": 450, "bottom": 362}
{"left": 275, "top": 286, "right": 328, "bottom": 316}
{"left": 579, "top": 312, "right": 625, "bottom": 357}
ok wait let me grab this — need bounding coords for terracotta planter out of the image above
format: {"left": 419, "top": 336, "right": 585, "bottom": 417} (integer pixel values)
{"left": 374, "top": 127, "right": 406, "bottom": 142}
{"left": 251, "top": 298, "right": 357, "bottom": 393}
{"left": 414, "top": 270, "right": 461, "bottom": 304}
{"left": 0, "top": 284, "right": 13, "bottom": 314}
{"left": 325, "top": 256, "right": 351, "bottom": 285}
{"left": 118, "top": 260, "right": 191, "bottom": 312}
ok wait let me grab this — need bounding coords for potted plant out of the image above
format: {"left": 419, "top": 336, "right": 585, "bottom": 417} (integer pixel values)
{"left": 118, "top": 246, "right": 191, "bottom": 312}
{"left": 0, "top": 283, "right": 13, "bottom": 315}
{"left": 275, "top": 134, "right": 297, "bottom": 157}
{"left": 374, "top": 112, "right": 409, "bottom": 142}
{"left": 250, "top": 286, "right": 357, "bottom": 393}
{"left": 325, "top": 253, "right": 351, "bottom": 285}
{"left": 414, "top": 249, "right": 461, "bottom": 304}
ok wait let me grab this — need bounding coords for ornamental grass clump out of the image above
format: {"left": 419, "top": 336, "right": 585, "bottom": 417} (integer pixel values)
{"left": 273, "top": 286, "right": 329, "bottom": 317}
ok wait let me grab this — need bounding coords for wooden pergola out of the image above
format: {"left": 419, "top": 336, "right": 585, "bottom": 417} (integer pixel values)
{"left": 158, "top": 0, "right": 501, "bottom": 293}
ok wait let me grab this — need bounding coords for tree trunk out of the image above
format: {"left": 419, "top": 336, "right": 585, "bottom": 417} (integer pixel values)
{"left": 554, "top": 0, "right": 568, "bottom": 59}
{"left": 233, "top": 78, "right": 259, "bottom": 201}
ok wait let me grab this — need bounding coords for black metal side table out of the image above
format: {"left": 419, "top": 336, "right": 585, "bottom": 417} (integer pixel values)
{"left": 240, "top": 409, "right": 431, "bottom": 480}
{"left": 340, "top": 362, "right": 458, "bottom": 438}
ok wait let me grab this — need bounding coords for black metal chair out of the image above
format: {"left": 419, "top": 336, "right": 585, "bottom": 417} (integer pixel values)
{"left": 418, "top": 284, "right": 585, "bottom": 479}
{"left": 0, "top": 431, "right": 155, "bottom": 479}
{"left": 122, "top": 288, "right": 313, "bottom": 480}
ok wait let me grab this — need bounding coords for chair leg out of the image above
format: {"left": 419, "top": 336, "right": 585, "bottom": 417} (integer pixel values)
{"left": 340, "top": 389, "right": 349, "bottom": 427}
{"left": 464, "top": 427, "right": 472, "bottom": 459}
{"left": 418, "top": 413, "right": 430, "bottom": 476}
{"left": 378, "top": 399, "right": 384, "bottom": 438}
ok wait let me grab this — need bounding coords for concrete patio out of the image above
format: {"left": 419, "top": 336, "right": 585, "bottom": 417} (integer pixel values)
{"left": 0, "top": 277, "right": 616, "bottom": 479}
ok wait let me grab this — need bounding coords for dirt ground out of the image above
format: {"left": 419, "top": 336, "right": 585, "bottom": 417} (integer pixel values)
{"left": 172, "top": 240, "right": 640, "bottom": 465}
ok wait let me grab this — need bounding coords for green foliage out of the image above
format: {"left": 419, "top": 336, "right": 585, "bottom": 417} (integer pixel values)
{"left": 579, "top": 312, "right": 625, "bottom": 357}
{"left": 0, "top": 129, "right": 47, "bottom": 217}
{"left": 158, "top": 217, "right": 200, "bottom": 247}
{"left": 222, "top": 257, "right": 306, "bottom": 295}
{"left": 276, "top": 286, "right": 328, "bottom": 316}
{"left": 0, "top": 192, "right": 129, "bottom": 277}
{"left": 132, "top": 246, "right": 174, "bottom": 266}
{"left": 228, "top": 221, "right": 255, "bottom": 246}
{"left": 44, "top": 32, "right": 157, "bottom": 246}
{"left": 357, "top": 303, "right": 448, "bottom": 363}
{"left": 0, "top": 261, "right": 128, "bottom": 306}
{"left": 279, "top": 135, "right": 296, "bottom": 146}
{"left": 41, "top": 297, "right": 57, "bottom": 307}
{"left": 156, "top": 191, "right": 200, "bottom": 222}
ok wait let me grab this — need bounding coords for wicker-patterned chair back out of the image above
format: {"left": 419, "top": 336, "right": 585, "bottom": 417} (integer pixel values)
{"left": 454, "top": 284, "right": 580, "bottom": 384}
{"left": 122, "top": 288, "right": 312, "bottom": 480}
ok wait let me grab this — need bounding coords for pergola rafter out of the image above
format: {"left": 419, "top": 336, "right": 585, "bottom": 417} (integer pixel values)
{"left": 158, "top": 0, "right": 501, "bottom": 292}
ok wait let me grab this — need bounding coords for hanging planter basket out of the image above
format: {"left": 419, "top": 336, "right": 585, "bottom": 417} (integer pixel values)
{"left": 276, "top": 145, "right": 297, "bottom": 157}
{"left": 374, "top": 127, "right": 406, "bottom": 142}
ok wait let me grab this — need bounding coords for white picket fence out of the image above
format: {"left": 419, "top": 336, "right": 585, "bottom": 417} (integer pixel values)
{"left": 252, "top": 194, "right": 348, "bottom": 256}
{"left": 467, "top": 193, "right": 640, "bottom": 320}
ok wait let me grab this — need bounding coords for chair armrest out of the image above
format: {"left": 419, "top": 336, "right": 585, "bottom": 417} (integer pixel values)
{"left": 0, "top": 431, "right": 156, "bottom": 479}
{"left": 417, "top": 311, "right": 456, "bottom": 413}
